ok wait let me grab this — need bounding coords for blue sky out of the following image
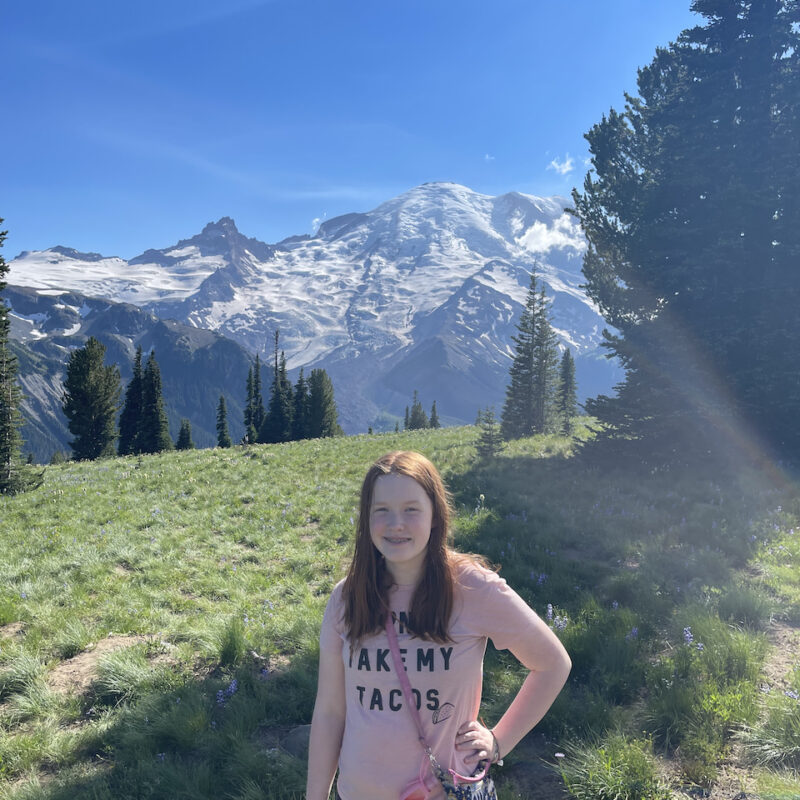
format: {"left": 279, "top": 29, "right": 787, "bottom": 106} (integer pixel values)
{"left": 3, "top": 0, "right": 700, "bottom": 259}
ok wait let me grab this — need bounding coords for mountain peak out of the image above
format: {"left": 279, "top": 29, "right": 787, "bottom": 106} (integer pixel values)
{"left": 200, "top": 217, "right": 240, "bottom": 238}
{"left": 50, "top": 245, "right": 112, "bottom": 262}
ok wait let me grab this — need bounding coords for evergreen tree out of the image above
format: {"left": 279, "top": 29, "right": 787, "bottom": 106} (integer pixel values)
{"left": 259, "top": 332, "right": 294, "bottom": 443}
{"left": 404, "top": 406, "right": 409, "bottom": 430}
{"left": 531, "top": 285, "right": 561, "bottom": 433}
{"left": 0, "top": 221, "right": 39, "bottom": 493}
{"left": 62, "top": 337, "right": 121, "bottom": 460}
{"left": 557, "top": 348, "right": 578, "bottom": 436}
{"left": 408, "top": 390, "right": 429, "bottom": 430}
{"left": 244, "top": 365, "right": 255, "bottom": 442}
{"left": 476, "top": 407, "right": 502, "bottom": 460}
{"left": 429, "top": 400, "right": 441, "bottom": 429}
{"left": 118, "top": 345, "right": 144, "bottom": 455}
{"left": 216, "top": 395, "right": 232, "bottom": 448}
{"left": 176, "top": 418, "right": 195, "bottom": 450}
{"left": 571, "top": 0, "right": 800, "bottom": 465}
{"left": 251, "top": 354, "right": 266, "bottom": 434}
{"left": 292, "top": 368, "right": 310, "bottom": 440}
{"left": 139, "top": 351, "right": 173, "bottom": 454}
{"left": 308, "top": 368, "right": 342, "bottom": 438}
{"left": 501, "top": 268, "right": 560, "bottom": 438}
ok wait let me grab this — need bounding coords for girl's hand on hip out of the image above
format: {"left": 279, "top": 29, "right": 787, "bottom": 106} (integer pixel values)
{"left": 454, "top": 720, "right": 493, "bottom": 765}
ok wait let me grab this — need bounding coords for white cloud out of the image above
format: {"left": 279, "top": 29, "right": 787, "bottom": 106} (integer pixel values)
{"left": 518, "top": 214, "right": 586, "bottom": 254}
{"left": 484, "top": 153, "right": 495, "bottom": 162}
{"left": 547, "top": 154, "right": 574, "bottom": 176}
{"left": 312, "top": 213, "right": 327, "bottom": 233}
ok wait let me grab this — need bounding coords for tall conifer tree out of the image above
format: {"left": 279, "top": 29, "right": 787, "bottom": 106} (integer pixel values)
{"left": 0, "top": 221, "right": 38, "bottom": 492}
{"left": 176, "top": 418, "right": 195, "bottom": 450}
{"left": 530, "top": 285, "right": 560, "bottom": 433}
{"left": 251, "top": 353, "right": 266, "bottom": 433}
{"left": 216, "top": 395, "right": 232, "bottom": 448}
{"left": 118, "top": 345, "right": 144, "bottom": 455}
{"left": 501, "top": 268, "right": 559, "bottom": 438}
{"left": 139, "top": 351, "right": 172, "bottom": 453}
{"left": 292, "top": 368, "right": 310, "bottom": 440}
{"left": 429, "top": 400, "right": 440, "bottom": 429}
{"left": 62, "top": 337, "right": 121, "bottom": 460}
{"left": 259, "top": 331, "right": 293, "bottom": 443}
{"left": 476, "top": 407, "right": 502, "bottom": 460}
{"left": 244, "top": 365, "right": 255, "bottom": 442}
{"left": 308, "top": 368, "right": 342, "bottom": 438}
{"left": 408, "top": 390, "right": 429, "bottom": 430}
{"left": 258, "top": 330, "right": 294, "bottom": 444}
{"left": 571, "top": 0, "right": 800, "bottom": 464}
{"left": 557, "top": 348, "right": 578, "bottom": 435}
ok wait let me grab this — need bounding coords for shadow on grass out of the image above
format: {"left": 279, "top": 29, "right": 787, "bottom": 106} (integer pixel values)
{"left": 446, "top": 450, "right": 789, "bottom": 739}
{"left": 21, "top": 652, "right": 318, "bottom": 800}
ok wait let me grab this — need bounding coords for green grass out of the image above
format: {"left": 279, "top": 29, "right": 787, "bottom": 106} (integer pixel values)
{"left": 0, "top": 423, "right": 799, "bottom": 798}
{"left": 556, "top": 733, "right": 672, "bottom": 800}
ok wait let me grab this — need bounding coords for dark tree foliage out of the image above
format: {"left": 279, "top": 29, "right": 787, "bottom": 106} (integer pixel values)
{"left": 292, "top": 368, "right": 310, "bottom": 440}
{"left": 243, "top": 356, "right": 267, "bottom": 444}
{"left": 251, "top": 354, "right": 266, "bottom": 434}
{"left": 557, "top": 348, "right": 578, "bottom": 436}
{"left": 307, "top": 368, "right": 342, "bottom": 438}
{"left": 259, "top": 332, "right": 294, "bottom": 443}
{"left": 244, "top": 365, "right": 255, "bottom": 442}
{"left": 572, "top": 0, "right": 800, "bottom": 466}
{"left": 429, "top": 400, "right": 441, "bottom": 429}
{"left": 501, "top": 269, "right": 560, "bottom": 439}
{"left": 216, "top": 395, "right": 232, "bottom": 448}
{"left": 404, "top": 406, "right": 409, "bottom": 430}
{"left": 0, "top": 221, "right": 41, "bottom": 492}
{"left": 139, "top": 351, "right": 173, "bottom": 454}
{"left": 118, "top": 345, "right": 143, "bottom": 455}
{"left": 476, "top": 407, "right": 502, "bottom": 460}
{"left": 408, "top": 390, "right": 429, "bottom": 430}
{"left": 531, "top": 284, "right": 560, "bottom": 432}
{"left": 62, "top": 337, "right": 121, "bottom": 460}
{"left": 176, "top": 418, "right": 195, "bottom": 450}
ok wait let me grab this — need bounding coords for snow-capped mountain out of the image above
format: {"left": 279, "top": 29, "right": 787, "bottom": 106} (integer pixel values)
{"left": 9, "top": 182, "right": 619, "bottom": 432}
{"left": 5, "top": 285, "right": 254, "bottom": 461}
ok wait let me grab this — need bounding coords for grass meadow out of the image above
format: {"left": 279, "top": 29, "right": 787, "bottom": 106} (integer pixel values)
{"left": 1, "top": 423, "right": 800, "bottom": 799}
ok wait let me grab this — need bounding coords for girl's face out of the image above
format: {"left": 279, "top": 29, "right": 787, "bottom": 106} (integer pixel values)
{"left": 369, "top": 473, "right": 434, "bottom": 584}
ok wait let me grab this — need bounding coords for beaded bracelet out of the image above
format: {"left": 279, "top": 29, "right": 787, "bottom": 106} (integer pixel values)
{"left": 490, "top": 730, "right": 504, "bottom": 766}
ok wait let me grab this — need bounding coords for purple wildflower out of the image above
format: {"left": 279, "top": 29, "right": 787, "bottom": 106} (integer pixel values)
{"left": 683, "top": 626, "right": 694, "bottom": 645}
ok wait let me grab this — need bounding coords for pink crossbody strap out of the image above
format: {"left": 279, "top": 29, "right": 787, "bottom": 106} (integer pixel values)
{"left": 384, "top": 612, "right": 489, "bottom": 786}
{"left": 384, "top": 612, "right": 430, "bottom": 746}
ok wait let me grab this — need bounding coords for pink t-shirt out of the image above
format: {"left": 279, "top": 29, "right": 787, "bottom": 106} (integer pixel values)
{"left": 319, "top": 563, "right": 546, "bottom": 800}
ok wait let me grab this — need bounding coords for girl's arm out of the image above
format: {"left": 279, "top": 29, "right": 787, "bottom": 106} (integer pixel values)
{"left": 487, "top": 630, "right": 571, "bottom": 760}
{"left": 457, "top": 602, "right": 571, "bottom": 764}
{"left": 305, "top": 642, "right": 346, "bottom": 800}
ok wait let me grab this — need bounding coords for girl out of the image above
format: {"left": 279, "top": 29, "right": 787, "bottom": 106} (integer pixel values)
{"left": 306, "top": 451, "right": 571, "bottom": 800}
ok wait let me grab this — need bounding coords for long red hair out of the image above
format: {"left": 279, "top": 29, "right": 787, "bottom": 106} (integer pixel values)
{"left": 342, "top": 451, "right": 477, "bottom": 647}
